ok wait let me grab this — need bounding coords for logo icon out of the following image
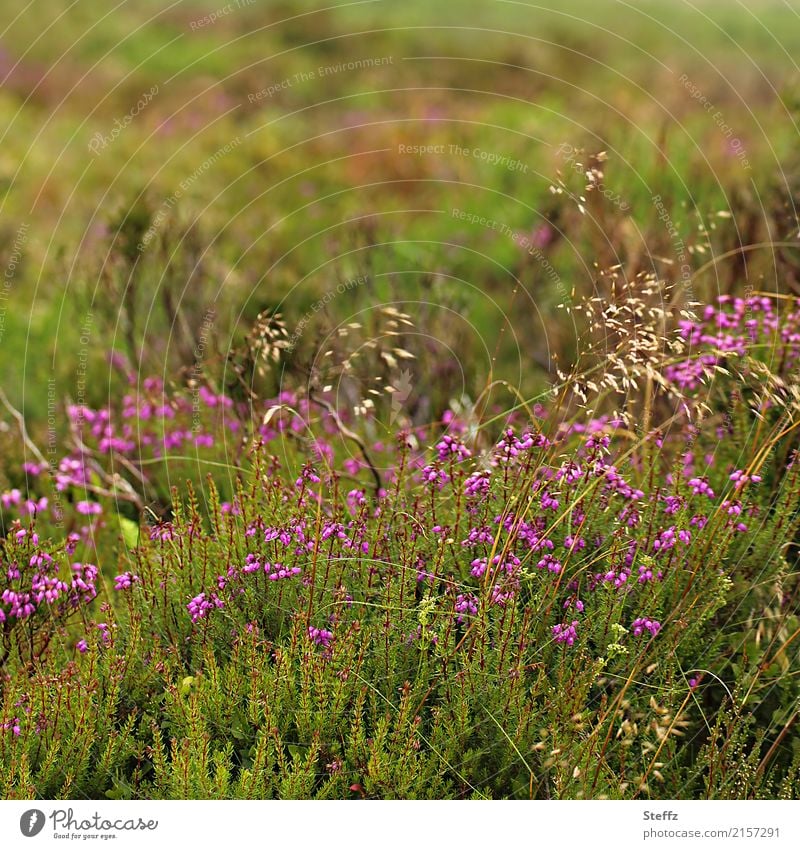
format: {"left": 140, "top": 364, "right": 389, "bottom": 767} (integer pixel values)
{"left": 20, "top": 810, "right": 45, "bottom": 837}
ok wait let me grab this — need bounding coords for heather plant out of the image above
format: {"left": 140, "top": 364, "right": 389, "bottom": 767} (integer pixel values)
{"left": 2, "top": 294, "right": 800, "bottom": 799}
{"left": 1, "top": 0, "right": 800, "bottom": 805}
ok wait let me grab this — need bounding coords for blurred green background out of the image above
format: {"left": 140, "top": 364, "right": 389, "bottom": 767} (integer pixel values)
{"left": 0, "top": 0, "right": 798, "bottom": 429}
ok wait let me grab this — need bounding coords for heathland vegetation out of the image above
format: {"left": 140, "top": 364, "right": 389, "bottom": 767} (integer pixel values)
{"left": 1, "top": 0, "right": 800, "bottom": 799}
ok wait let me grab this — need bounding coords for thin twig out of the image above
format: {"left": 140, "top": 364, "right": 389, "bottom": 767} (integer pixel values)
{"left": 308, "top": 391, "right": 382, "bottom": 493}
{"left": 0, "top": 385, "right": 48, "bottom": 467}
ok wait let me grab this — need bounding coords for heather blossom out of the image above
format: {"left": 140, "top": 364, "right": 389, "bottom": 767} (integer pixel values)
{"left": 631, "top": 617, "right": 662, "bottom": 637}
{"left": 455, "top": 593, "right": 478, "bottom": 622}
{"left": 537, "top": 553, "right": 562, "bottom": 573}
{"left": 1, "top": 717, "right": 21, "bottom": 736}
{"left": 114, "top": 572, "right": 138, "bottom": 590}
{"left": 729, "top": 469, "right": 762, "bottom": 491}
{"left": 464, "top": 471, "right": 490, "bottom": 499}
{"left": 308, "top": 626, "right": 333, "bottom": 647}
{"left": 187, "top": 592, "right": 223, "bottom": 622}
{"left": 552, "top": 620, "right": 579, "bottom": 646}
{"left": 2, "top": 289, "right": 799, "bottom": 796}
{"left": 435, "top": 434, "right": 472, "bottom": 462}
{"left": 688, "top": 477, "right": 715, "bottom": 499}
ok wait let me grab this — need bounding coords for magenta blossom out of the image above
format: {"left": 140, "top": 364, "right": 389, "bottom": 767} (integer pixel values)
{"left": 308, "top": 626, "right": 333, "bottom": 647}
{"left": 631, "top": 617, "right": 661, "bottom": 637}
{"left": 552, "top": 620, "right": 579, "bottom": 646}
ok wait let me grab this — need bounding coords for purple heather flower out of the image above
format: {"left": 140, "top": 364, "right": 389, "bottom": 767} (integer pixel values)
{"left": 187, "top": 592, "right": 222, "bottom": 622}
{"left": 470, "top": 557, "right": 487, "bottom": 578}
{"left": 23, "top": 496, "right": 48, "bottom": 515}
{"left": 266, "top": 562, "right": 302, "bottom": 581}
{"left": 421, "top": 464, "right": 450, "bottom": 488}
{"left": 76, "top": 639, "right": 88, "bottom": 653}
{"left": 631, "top": 617, "right": 661, "bottom": 637}
{"left": 346, "top": 489, "right": 367, "bottom": 509}
{"left": 29, "top": 551, "right": 52, "bottom": 569}
{"left": 455, "top": 593, "right": 478, "bottom": 623}
{"left": 76, "top": 500, "right": 102, "bottom": 516}
{"left": 653, "top": 527, "right": 677, "bottom": 552}
{"left": 31, "top": 574, "right": 68, "bottom": 604}
{"left": 537, "top": 553, "right": 562, "bottom": 574}
{"left": 556, "top": 461, "right": 583, "bottom": 484}
{"left": 585, "top": 434, "right": 610, "bottom": 452}
{"left": 1, "top": 488, "right": 21, "bottom": 509}
{"left": 540, "top": 490, "right": 560, "bottom": 511}
{"left": 2, "top": 589, "right": 35, "bottom": 619}
{"left": 243, "top": 553, "right": 262, "bottom": 573}
{"left": 729, "top": 469, "right": 762, "bottom": 490}
{"left": 462, "top": 525, "right": 494, "bottom": 546}
{"left": 722, "top": 500, "right": 742, "bottom": 516}
{"left": 493, "top": 428, "right": 538, "bottom": 463}
{"left": 295, "top": 465, "right": 321, "bottom": 487}
{"left": 552, "top": 620, "right": 579, "bottom": 646}
{"left": 490, "top": 583, "right": 516, "bottom": 606}
{"left": 308, "top": 626, "right": 333, "bottom": 647}
{"left": 149, "top": 523, "right": 174, "bottom": 541}
{"left": 65, "top": 533, "right": 81, "bottom": 555}
{"left": 464, "top": 471, "right": 490, "bottom": 498}
{"left": 1, "top": 717, "right": 21, "bottom": 736}
{"left": 416, "top": 563, "right": 435, "bottom": 583}
{"left": 435, "top": 435, "right": 472, "bottom": 462}
{"left": 600, "top": 565, "right": 630, "bottom": 588}
{"left": 70, "top": 563, "right": 98, "bottom": 602}
{"left": 113, "top": 572, "right": 138, "bottom": 590}
{"left": 688, "top": 477, "right": 715, "bottom": 499}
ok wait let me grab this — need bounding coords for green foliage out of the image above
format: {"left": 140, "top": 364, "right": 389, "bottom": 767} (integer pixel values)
{"left": 0, "top": 0, "right": 799, "bottom": 803}
{"left": 2, "top": 395, "right": 799, "bottom": 799}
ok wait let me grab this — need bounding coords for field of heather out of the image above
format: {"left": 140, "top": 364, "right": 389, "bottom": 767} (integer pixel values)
{"left": 1, "top": 0, "right": 800, "bottom": 803}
